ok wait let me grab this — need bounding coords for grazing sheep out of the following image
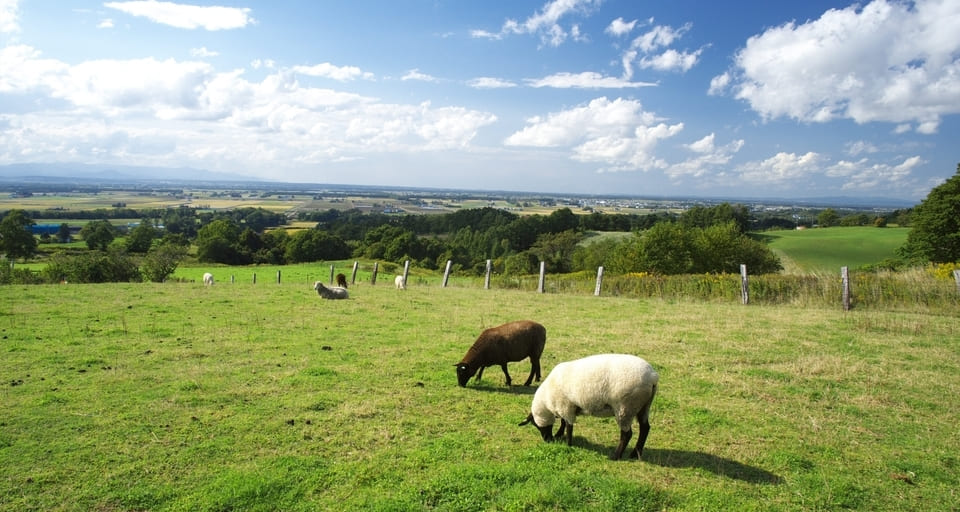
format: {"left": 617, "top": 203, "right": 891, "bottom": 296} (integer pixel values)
{"left": 455, "top": 320, "right": 546, "bottom": 387}
{"left": 336, "top": 273, "right": 348, "bottom": 288}
{"left": 202, "top": 272, "right": 214, "bottom": 286}
{"left": 314, "top": 281, "right": 349, "bottom": 300}
{"left": 395, "top": 275, "right": 406, "bottom": 290}
{"left": 519, "top": 353, "right": 658, "bottom": 460}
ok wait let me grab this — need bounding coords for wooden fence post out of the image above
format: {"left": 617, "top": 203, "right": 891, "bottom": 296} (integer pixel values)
{"left": 484, "top": 259, "right": 492, "bottom": 290}
{"left": 402, "top": 260, "right": 410, "bottom": 288}
{"left": 253, "top": 273, "right": 256, "bottom": 284}
{"left": 329, "top": 265, "right": 335, "bottom": 284}
{"left": 277, "top": 270, "right": 281, "bottom": 284}
{"left": 740, "top": 264, "right": 749, "bottom": 305}
{"left": 841, "top": 266, "right": 851, "bottom": 311}
{"left": 351, "top": 261, "right": 359, "bottom": 285}
{"left": 954, "top": 269, "right": 960, "bottom": 295}
{"left": 371, "top": 262, "right": 379, "bottom": 285}
{"left": 537, "top": 261, "right": 546, "bottom": 294}
{"left": 442, "top": 260, "right": 452, "bottom": 288}
{"left": 594, "top": 266, "right": 604, "bottom": 296}
{"left": 230, "top": 275, "right": 235, "bottom": 284}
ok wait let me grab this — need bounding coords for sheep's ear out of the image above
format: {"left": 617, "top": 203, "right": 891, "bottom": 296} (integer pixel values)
{"left": 518, "top": 413, "right": 535, "bottom": 427}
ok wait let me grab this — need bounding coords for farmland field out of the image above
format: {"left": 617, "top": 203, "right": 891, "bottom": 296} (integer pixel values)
{"left": 2, "top": 278, "right": 957, "bottom": 511}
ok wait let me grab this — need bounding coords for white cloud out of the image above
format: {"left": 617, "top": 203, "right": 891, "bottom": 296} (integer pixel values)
{"left": 0, "top": 46, "right": 497, "bottom": 173}
{"left": 833, "top": 155, "right": 922, "bottom": 190}
{"left": 638, "top": 48, "right": 702, "bottom": 73}
{"left": 472, "top": 0, "right": 600, "bottom": 47}
{"left": 293, "top": 63, "right": 374, "bottom": 82}
{"left": 190, "top": 47, "right": 218, "bottom": 58}
{"left": 401, "top": 69, "right": 438, "bottom": 82}
{"left": 667, "top": 134, "right": 744, "bottom": 178}
{"left": 525, "top": 71, "right": 656, "bottom": 89}
{"left": 620, "top": 22, "right": 703, "bottom": 77}
{"left": 716, "top": 0, "right": 960, "bottom": 133}
{"left": 505, "top": 97, "right": 683, "bottom": 172}
{"left": 737, "top": 151, "right": 823, "bottom": 184}
{"left": 104, "top": 0, "right": 255, "bottom": 31}
{"left": 845, "top": 140, "right": 878, "bottom": 156}
{"left": 0, "top": 0, "right": 18, "bottom": 33}
{"left": 97, "top": 18, "right": 115, "bottom": 29}
{"left": 707, "top": 72, "right": 730, "bottom": 96}
{"left": 467, "top": 77, "right": 517, "bottom": 89}
{"left": 606, "top": 17, "right": 636, "bottom": 37}
{"left": 633, "top": 23, "right": 690, "bottom": 53}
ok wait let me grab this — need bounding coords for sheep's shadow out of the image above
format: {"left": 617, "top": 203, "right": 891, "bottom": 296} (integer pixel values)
{"left": 566, "top": 439, "right": 783, "bottom": 484}
{"left": 466, "top": 383, "right": 538, "bottom": 396}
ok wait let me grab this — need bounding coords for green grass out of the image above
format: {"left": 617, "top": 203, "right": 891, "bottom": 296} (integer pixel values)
{"left": 2, "top": 279, "right": 958, "bottom": 511}
{"left": 762, "top": 227, "right": 909, "bottom": 273}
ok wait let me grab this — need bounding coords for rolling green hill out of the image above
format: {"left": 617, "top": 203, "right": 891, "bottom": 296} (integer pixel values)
{"left": 762, "top": 226, "right": 909, "bottom": 273}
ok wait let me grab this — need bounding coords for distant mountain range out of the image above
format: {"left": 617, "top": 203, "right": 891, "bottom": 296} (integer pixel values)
{"left": 0, "top": 162, "right": 918, "bottom": 209}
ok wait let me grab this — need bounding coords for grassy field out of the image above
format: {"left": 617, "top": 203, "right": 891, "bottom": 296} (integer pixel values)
{"left": 2, "top": 277, "right": 958, "bottom": 511}
{"left": 762, "top": 227, "right": 909, "bottom": 273}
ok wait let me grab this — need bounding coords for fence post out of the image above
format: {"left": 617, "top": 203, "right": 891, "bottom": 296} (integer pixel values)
{"left": 402, "top": 260, "right": 410, "bottom": 288}
{"left": 537, "top": 261, "right": 546, "bottom": 294}
{"left": 329, "top": 265, "right": 335, "bottom": 284}
{"left": 253, "top": 273, "right": 256, "bottom": 284}
{"left": 841, "top": 266, "right": 851, "bottom": 311}
{"left": 351, "top": 261, "right": 359, "bottom": 285}
{"left": 230, "top": 275, "right": 235, "bottom": 284}
{"left": 484, "top": 259, "right": 492, "bottom": 290}
{"left": 442, "top": 260, "right": 452, "bottom": 287}
{"left": 277, "top": 270, "right": 281, "bottom": 284}
{"left": 740, "top": 264, "right": 749, "bottom": 305}
{"left": 954, "top": 269, "right": 960, "bottom": 295}
{"left": 371, "top": 262, "right": 379, "bottom": 285}
{"left": 594, "top": 266, "right": 604, "bottom": 296}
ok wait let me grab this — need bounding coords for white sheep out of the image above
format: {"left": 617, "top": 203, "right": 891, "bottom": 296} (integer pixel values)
{"left": 202, "top": 272, "right": 214, "bottom": 286}
{"left": 314, "top": 281, "right": 349, "bottom": 299}
{"left": 394, "top": 275, "right": 406, "bottom": 290}
{"left": 519, "top": 353, "right": 658, "bottom": 460}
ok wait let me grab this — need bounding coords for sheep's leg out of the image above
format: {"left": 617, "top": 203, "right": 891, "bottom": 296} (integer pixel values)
{"left": 632, "top": 410, "right": 651, "bottom": 459}
{"left": 499, "top": 364, "right": 512, "bottom": 386}
{"left": 475, "top": 366, "right": 485, "bottom": 382}
{"left": 555, "top": 419, "right": 573, "bottom": 446}
{"left": 612, "top": 428, "right": 633, "bottom": 460}
{"left": 523, "top": 358, "right": 540, "bottom": 386}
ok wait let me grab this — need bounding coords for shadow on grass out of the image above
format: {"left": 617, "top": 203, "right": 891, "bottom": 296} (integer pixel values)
{"left": 565, "top": 439, "right": 783, "bottom": 485}
{"left": 466, "top": 383, "right": 538, "bottom": 396}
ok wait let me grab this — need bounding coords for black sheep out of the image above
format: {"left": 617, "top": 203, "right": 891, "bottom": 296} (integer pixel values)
{"left": 455, "top": 320, "right": 546, "bottom": 387}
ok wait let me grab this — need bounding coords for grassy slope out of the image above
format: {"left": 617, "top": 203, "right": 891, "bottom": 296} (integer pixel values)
{"left": 2, "top": 280, "right": 958, "bottom": 511}
{"left": 762, "top": 227, "right": 909, "bottom": 273}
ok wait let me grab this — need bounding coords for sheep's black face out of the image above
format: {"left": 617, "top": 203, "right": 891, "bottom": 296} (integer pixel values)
{"left": 518, "top": 414, "right": 554, "bottom": 442}
{"left": 455, "top": 364, "right": 476, "bottom": 387}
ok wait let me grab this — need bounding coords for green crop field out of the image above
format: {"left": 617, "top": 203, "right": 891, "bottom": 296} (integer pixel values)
{"left": 762, "top": 227, "right": 909, "bottom": 273}
{"left": 2, "top": 278, "right": 957, "bottom": 511}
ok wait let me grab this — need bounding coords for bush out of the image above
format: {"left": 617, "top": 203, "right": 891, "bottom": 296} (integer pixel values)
{"left": 41, "top": 249, "right": 142, "bottom": 283}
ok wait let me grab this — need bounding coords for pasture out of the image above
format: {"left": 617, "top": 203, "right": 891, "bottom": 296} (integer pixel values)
{"left": 2, "top": 278, "right": 957, "bottom": 511}
{"left": 763, "top": 227, "right": 909, "bottom": 273}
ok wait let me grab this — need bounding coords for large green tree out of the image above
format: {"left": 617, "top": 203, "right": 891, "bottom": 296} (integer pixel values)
{"left": 901, "top": 163, "right": 960, "bottom": 263}
{"left": 0, "top": 209, "right": 38, "bottom": 261}
{"left": 79, "top": 220, "right": 118, "bottom": 251}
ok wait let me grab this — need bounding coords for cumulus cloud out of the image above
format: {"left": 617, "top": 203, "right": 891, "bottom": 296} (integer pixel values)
{"left": 293, "top": 63, "right": 374, "bottom": 82}
{"left": 97, "top": 18, "right": 115, "bottom": 29}
{"left": 104, "top": 0, "right": 255, "bottom": 31}
{"left": 667, "top": 133, "right": 745, "bottom": 178}
{"left": 606, "top": 17, "right": 636, "bottom": 37}
{"left": 467, "top": 77, "right": 517, "bottom": 89}
{"left": 620, "top": 21, "right": 704, "bottom": 77}
{"left": 190, "top": 46, "right": 217, "bottom": 58}
{"left": 0, "top": 44, "right": 497, "bottom": 173}
{"left": 401, "top": 69, "right": 438, "bottom": 82}
{"left": 525, "top": 71, "right": 656, "bottom": 89}
{"left": 0, "top": 0, "right": 18, "bottom": 34}
{"left": 471, "top": 0, "right": 600, "bottom": 47}
{"left": 737, "top": 151, "right": 824, "bottom": 184}
{"left": 714, "top": 0, "right": 960, "bottom": 133}
{"left": 505, "top": 97, "right": 683, "bottom": 172}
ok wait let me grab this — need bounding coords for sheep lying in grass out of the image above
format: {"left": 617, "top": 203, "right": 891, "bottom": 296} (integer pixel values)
{"left": 395, "top": 275, "right": 406, "bottom": 290}
{"left": 455, "top": 320, "right": 546, "bottom": 387}
{"left": 314, "top": 281, "right": 349, "bottom": 300}
{"left": 519, "top": 353, "right": 658, "bottom": 460}
{"left": 202, "top": 272, "right": 214, "bottom": 286}
{"left": 336, "top": 273, "right": 348, "bottom": 288}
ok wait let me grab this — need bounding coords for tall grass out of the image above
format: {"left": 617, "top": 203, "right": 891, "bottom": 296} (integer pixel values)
{"left": 2, "top": 279, "right": 958, "bottom": 511}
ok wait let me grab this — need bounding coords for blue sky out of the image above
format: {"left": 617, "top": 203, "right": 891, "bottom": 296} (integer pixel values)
{"left": 1, "top": 0, "right": 958, "bottom": 201}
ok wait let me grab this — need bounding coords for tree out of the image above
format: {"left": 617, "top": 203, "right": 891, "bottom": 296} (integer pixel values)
{"left": 195, "top": 219, "right": 244, "bottom": 264}
{"left": 140, "top": 242, "right": 188, "bottom": 282}
{"left": 79, "top": 220, "right": 118, "bottom": 250}
{"left": 900, "top": 163, "right": 960, "bottom": 263}
{"left": 817, "top": 208, "right": 839, "bottom": 227}
{"left": 57, "top": 223, "right": 72, "bottom": 243}
{"left": 0, "top": 209, "right": 38, "bottom": 261}
{"left": 126, "top": 219, "right": 158, "bottom": 253}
